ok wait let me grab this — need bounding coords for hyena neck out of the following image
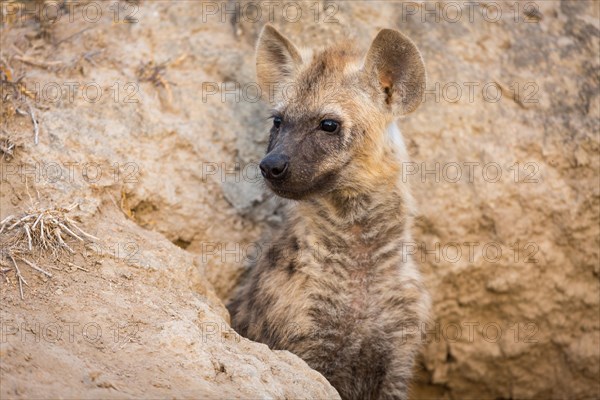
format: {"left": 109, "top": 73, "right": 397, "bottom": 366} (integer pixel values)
{"left": 291, "top": 122, "right": 412, "bottom": 251}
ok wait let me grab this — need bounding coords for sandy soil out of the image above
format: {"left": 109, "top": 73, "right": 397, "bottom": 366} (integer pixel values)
{"left": 0, "top": 1, "right": 598, "bottom": 399}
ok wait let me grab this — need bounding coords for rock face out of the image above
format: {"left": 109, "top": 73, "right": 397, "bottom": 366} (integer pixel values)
{"left": 0, "top": 1, "right": 598, "bottom": 399}
{"left": 0, "top": 207, "right": 339, "bottom": 399}
{"left": 0, "top": 1, "right": 340, "bottom": 398}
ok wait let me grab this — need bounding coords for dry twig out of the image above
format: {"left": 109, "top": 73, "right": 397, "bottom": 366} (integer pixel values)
{"left": 1, "top": 203, "right": 97, "bottom": 298}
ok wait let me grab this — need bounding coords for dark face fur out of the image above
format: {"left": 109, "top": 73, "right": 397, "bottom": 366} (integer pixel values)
{"left": 255, "top": 26, "right": 426, "bottom": 200}
{"left": 260, "top": 113, "right": 346, "bottom": 199}
{"left": 259, "top": 47, "right": 375, "bottom": 200}
{"left": 260, "top": 98, "right": 362, "bottom": 200}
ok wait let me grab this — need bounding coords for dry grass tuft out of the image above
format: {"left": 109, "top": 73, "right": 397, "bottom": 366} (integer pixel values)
{"left": 0, "top": 202, "right": 98, "bottom": 299}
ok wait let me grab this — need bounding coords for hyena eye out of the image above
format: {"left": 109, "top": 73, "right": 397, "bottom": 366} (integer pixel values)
{"left": 273, "top": 116, "right": 282, "bottom": 129}
{"left": 320, "top": 119, "right": 339, "bottom": 133}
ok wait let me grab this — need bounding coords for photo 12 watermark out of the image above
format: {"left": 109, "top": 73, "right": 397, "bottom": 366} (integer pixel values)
{"left": 1, "top": 1, "right": 140, "bottom": 25}
{"left": 200, "top": 80, "right": 540, "bottom": 106}
{"left": 195, "top": 160, "right": 542, "bottom": 185}
{"left": 0, "top": 320, "right": 140, "bottom": 347}
{"left": 198, "top": 320, "right": 540, "bottom": 345}
{"left": 7, "top": 81, "right": 141, "bottom": 105}
{"left": 199, "top": 1, "right": 340, "bottom": 24}
{"left": 399, "top": 1, "right": 542, "bottom": 24}
{"left": 0, "top": 161, "right": 140, "bottom": 185}
{"left": 198, "top": 240, "right": 540, "bottom": 266}
{"left": 400, "top": 161, "right": 541, "bottom": 184}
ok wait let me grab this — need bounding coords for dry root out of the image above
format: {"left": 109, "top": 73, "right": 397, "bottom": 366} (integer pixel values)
{"left": 0, "top": 203, "right": 98, "bottom": 299}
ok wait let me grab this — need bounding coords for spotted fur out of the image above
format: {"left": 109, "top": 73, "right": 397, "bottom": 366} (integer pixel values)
{"left": 228, "top": 25, "right": 430, "bottom": 400}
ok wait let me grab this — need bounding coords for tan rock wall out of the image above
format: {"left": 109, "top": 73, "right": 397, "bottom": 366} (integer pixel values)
{"left": 1, "top": 1, "right": 598, "bottom": 399}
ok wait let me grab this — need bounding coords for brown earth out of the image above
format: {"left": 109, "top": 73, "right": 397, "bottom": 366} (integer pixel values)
{"left": 0, "top": 1, "right": 598, "bottom": 399}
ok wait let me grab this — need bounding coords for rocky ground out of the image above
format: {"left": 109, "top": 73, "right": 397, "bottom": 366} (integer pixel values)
{"left": 0, "top": 1, "right": 598, "bottom": 399}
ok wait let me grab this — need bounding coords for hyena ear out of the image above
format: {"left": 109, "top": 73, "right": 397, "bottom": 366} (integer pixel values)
{"left": 363, "top": 29, "right": 426, "bottom": 116}
{"left": 256, "top": 24, "right": 303, "bottom": 97}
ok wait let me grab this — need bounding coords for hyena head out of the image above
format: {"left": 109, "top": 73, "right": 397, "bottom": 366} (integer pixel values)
{"left": 256, "top": 25, "right": 426, "bottom": 200}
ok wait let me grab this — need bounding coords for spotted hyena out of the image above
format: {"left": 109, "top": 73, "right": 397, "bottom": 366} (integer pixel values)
{"left": 228, "top": 25, "right": 430, "bottom": 400}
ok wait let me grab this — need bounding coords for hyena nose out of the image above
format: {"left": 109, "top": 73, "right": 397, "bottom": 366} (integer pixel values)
{"left": 260, "top": 154, "right": 289, "bottom": 181}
